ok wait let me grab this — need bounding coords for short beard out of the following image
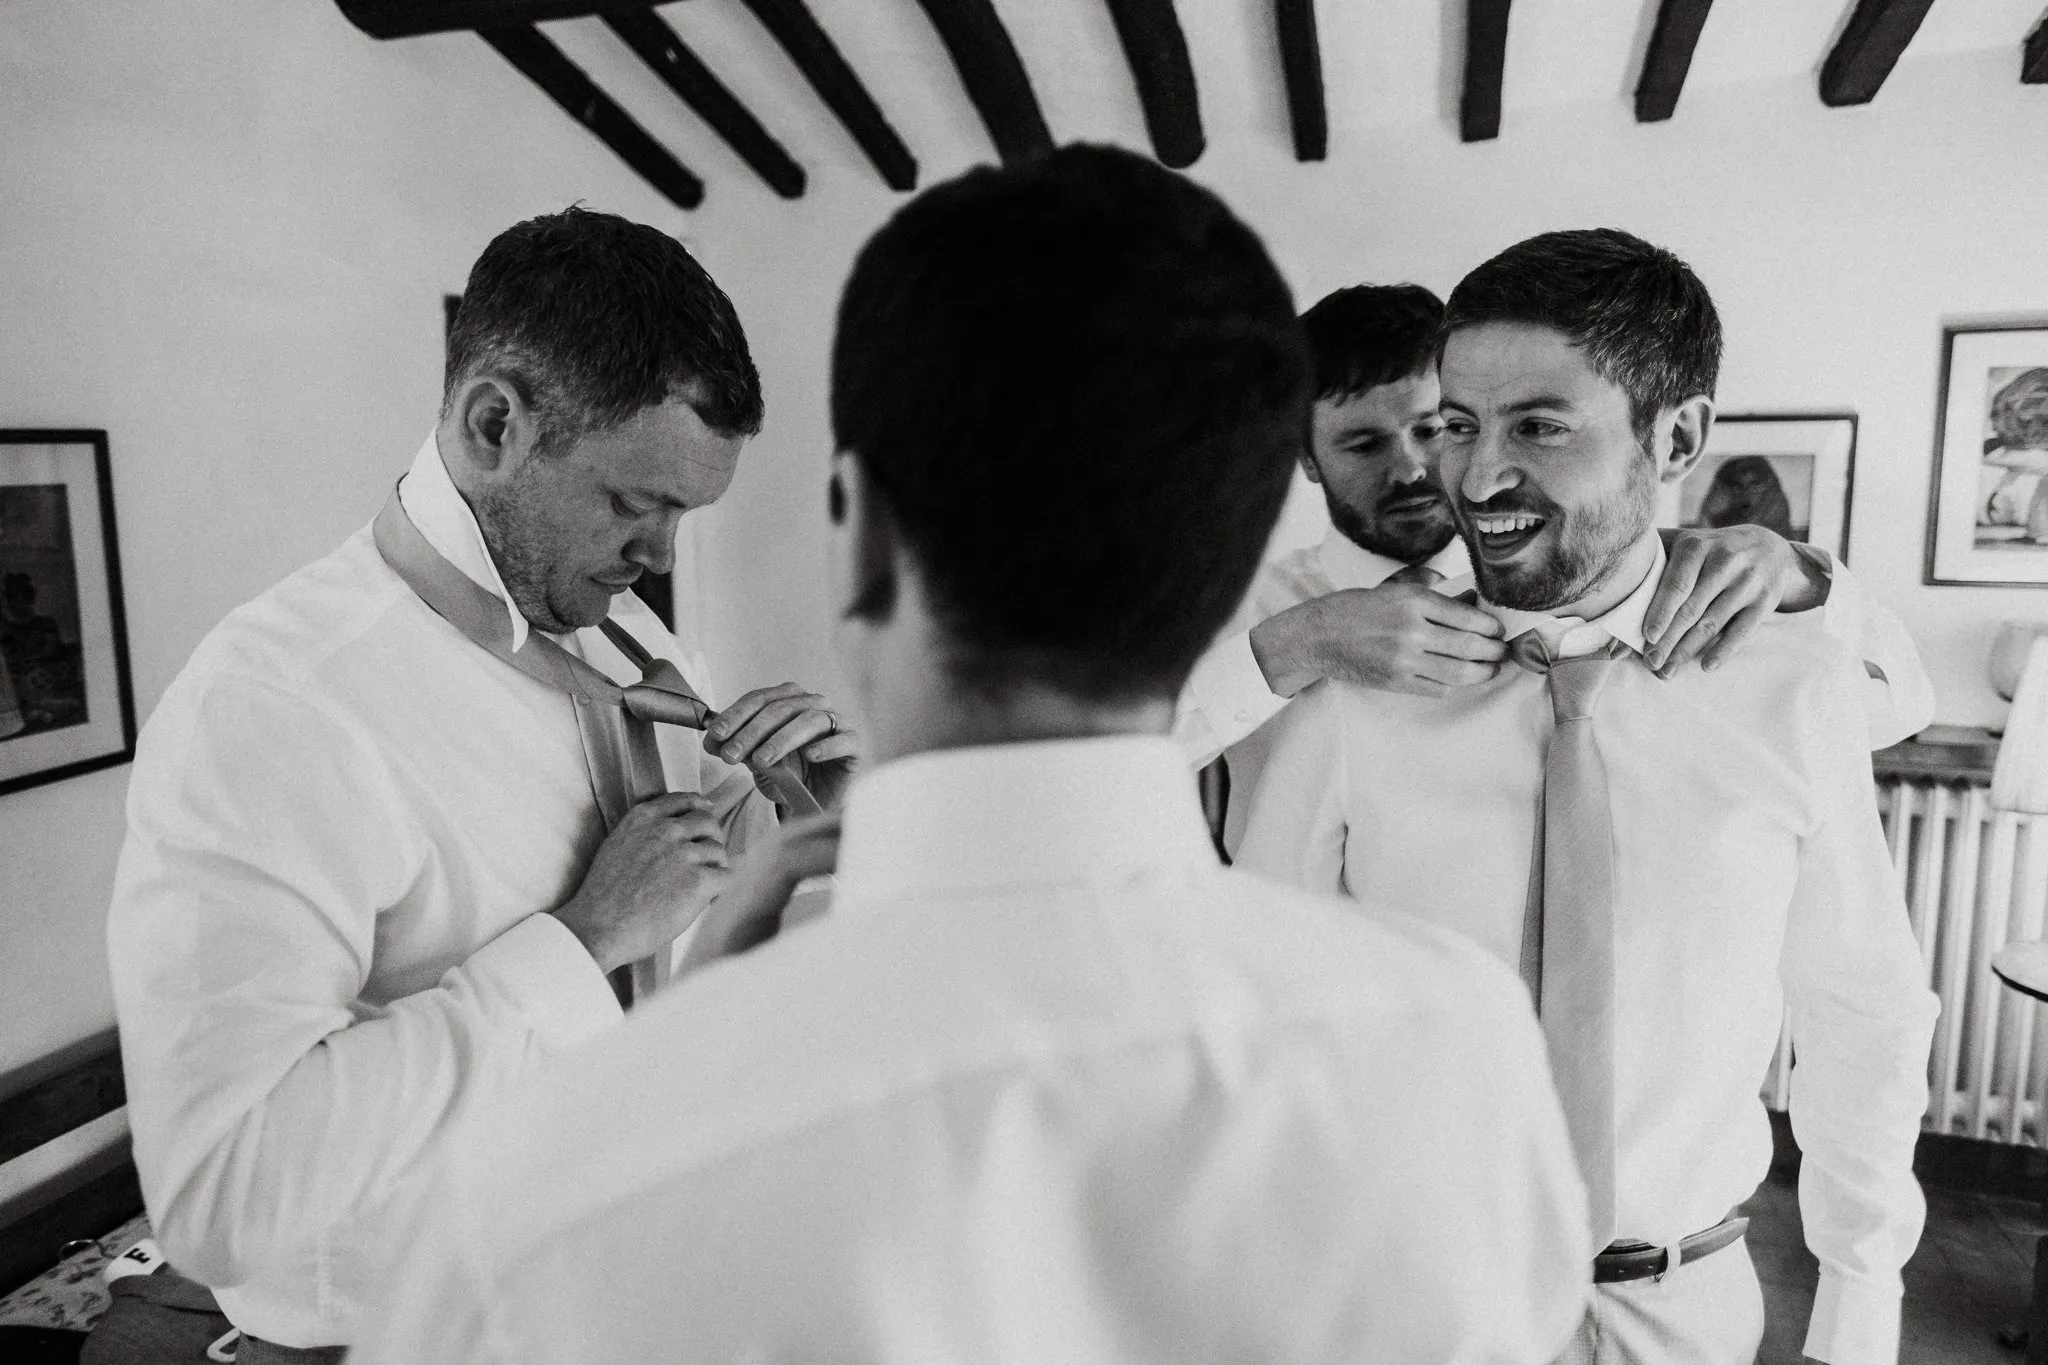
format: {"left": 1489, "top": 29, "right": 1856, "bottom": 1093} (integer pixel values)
{"left": 471, "top": 461, "right": 575, "bottom": 634}
{"left": 1324, "top": 487, "right": 1459, "bottom": 564}
{"left": 1466, "top": 453, "right": 1656, "bottom": 613}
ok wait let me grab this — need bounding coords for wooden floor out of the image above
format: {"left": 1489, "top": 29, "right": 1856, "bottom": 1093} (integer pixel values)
{"left": 1748, "top": 1166, "right": 2046, "bottom": 1363}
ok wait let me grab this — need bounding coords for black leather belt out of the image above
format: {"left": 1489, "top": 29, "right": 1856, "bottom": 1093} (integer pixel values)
{"left": 1592, "top": 1215, "right": 1748, "bottom": 1284}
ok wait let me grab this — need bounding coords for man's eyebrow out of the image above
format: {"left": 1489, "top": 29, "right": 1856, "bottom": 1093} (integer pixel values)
{"left": 1503, "top": 394, "right": 1576, "bottom": 414}
{"left": 1439, "top": 393, "right": 1577, "bottom": 416}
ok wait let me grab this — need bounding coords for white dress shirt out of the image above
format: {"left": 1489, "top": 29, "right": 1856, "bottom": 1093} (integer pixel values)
{"left": 107, "top": 435, "right": 764, "bottom": 1347}
{"left": 1175, "top": 528, "right": 1933, "bottom": 773}
{"left": 1182, "top": 530, "right": 1470, "bottom": 849}
{"left": 353, "top": 736, "right": 1594, "bottom": 1365}
{"left": 1237, "top": 536, "right": 1939, "bottom": 1365}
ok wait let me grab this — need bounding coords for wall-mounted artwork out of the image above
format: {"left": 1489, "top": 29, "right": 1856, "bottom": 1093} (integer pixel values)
{"left": 1657, "top": 413, "right": 1857, "bottom": 561}
{"left": 0, "top": 430, "right": 135, "bottom": 796}
{"left": 1927, "top": 322, "right": 2048, "bottom": 586}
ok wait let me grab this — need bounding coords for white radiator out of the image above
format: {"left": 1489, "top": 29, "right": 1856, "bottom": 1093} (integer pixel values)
{"left": 1764, "top": 778, "right": 2048, "bottom": 1145}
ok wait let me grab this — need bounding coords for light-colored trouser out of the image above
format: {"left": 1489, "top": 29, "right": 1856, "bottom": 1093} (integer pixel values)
{"left": 1552, "top": 1242, "right": 1766, "bottom": 1365}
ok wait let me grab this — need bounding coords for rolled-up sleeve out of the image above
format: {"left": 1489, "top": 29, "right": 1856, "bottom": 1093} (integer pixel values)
{"left": 107, "top": 672, "right": 620, "bottom": 1301}
{"left": 1780, "top": 654, "right": 1940, "bottom": 1364}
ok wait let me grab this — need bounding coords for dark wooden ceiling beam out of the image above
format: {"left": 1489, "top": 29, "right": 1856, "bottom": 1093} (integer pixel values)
{"left": 1634, "top": 0, "right": 1714, "bottom": 122}
{"left": 478, "top": 24, "right": 704, "bottom": 209}
{"left": 912, "top": 0, "right": 1054, "bottom": 165}
{"left": 1819, "top": 0, "right": 1937, "bottom": 106}
{"left": 1102, "top": 0, "right": 1203, "bottom": 168}
{"left": 1274, "top": 0, "right": 1326, "bottom": 161}
{"left": 1460, "top": 0, "right": 1512, "bottom": 142}
{"left": 2025, "top": 11, "right": 2048, "bottom": 83}
{"left": 737, "top": 0, "right": 918, "bottom": 191}
{"left": 337, "top": 0, "right": 653, "bottom": 39}
{"left": 602, "top": 11, "right": 806, "bottom": 198}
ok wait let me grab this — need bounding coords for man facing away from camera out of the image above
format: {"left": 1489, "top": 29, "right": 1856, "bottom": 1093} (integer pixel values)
{"left": 1177, "top": 286, "right": 1932, "bottom": 850}
{"left": 353, "top": 145, "right": 1594, "bottom": 1365}
{"left": 106, "top": 209, "right": 855, "bottom": 1360}
{"left": 1239, "top": 229, "right": 1938, "bottom": 1365}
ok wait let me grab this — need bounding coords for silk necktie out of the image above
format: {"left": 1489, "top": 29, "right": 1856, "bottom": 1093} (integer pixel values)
{"left": 1384, "top": 563, "right": 1445, "bottom": 588}
{"left": 1509, "top": 628, "right": 1628, "bottom": 1247}
{"left": 371, "top": 491, "right": 819, "bottom": 1001}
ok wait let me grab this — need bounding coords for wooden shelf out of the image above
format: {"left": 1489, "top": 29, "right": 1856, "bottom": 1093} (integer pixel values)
{"left": 1874, "top": 724, "right": 2000, "bottom": 786}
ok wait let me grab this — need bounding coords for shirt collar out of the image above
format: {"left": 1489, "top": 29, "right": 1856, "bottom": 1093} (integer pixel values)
{"left": 1485, "top": 532, "right": 1664, "bottom": 658}
{"left": 834, "top": 736, "right": 1219, "bottom": 908}
{"left": 1314, "top": 527, "right": 1472, "bottom": 591}
{"left": 396, "top": 432, "right": 534, "bottom": 651}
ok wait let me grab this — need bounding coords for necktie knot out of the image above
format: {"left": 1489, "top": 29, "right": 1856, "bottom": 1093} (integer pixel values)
{"left": 1509, "top": 632, "right": 1627, "bottom": 723}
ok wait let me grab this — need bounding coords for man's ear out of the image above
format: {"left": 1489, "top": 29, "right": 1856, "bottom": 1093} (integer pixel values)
{"left": 829, "top": 453, "right": 900, "bottom": 624}
{"left": 444, "top": 375, "right": 542, "bottom": 481}
{"left": 1655, "top": 396, "right": 1716, "bottom": 485}
{"left": 1297, "top": 445, "right": 1324, "bottom": 485}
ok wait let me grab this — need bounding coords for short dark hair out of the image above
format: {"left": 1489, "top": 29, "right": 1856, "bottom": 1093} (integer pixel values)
{"left": 831, "top": 144, "right": 1309, "bottom": 701}
{"left": 1442, "top": 228, "right": 1721, "bottom": 438}
{"left": 1300, "top": 283, "right": 1444, "bottom": 401}
{"left": 444, "top": 207, "right": 763, "bottom": 450}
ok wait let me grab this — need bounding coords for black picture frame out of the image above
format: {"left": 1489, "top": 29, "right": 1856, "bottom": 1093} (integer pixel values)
{"left": 0, "top": 429, "right": 137, "bottom": 796}
{"left": 1924, "top": 320, "right": 2048, "bottom": 587}
{"left": 1662, "top": 411, "right": 1859, "bottom": 564}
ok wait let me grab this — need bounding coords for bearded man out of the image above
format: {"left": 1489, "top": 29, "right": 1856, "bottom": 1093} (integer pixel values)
{"left": 1238, "top": 229, "right": 1936, "bottom": 1365}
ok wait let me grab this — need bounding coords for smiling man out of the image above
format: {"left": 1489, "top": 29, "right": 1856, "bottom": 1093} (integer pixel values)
{"left": 107, "top": 208, "right": 854, "bottom": 1360}
{"left": 1238, "top": 230, "right": 1937, "bottom": 1365}
{"left": 1177, "top": 282, "right": 1932, "bottom": 854}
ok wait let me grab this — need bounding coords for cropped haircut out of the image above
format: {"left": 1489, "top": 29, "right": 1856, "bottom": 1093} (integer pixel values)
{"left": 831, "top": 144, "right": 1310, "bottom": 702}
{"left": 1442, "top": 228, "right": 1722, "bottom": 440}
{"left": 444, "top": 207, "right": 763, "bottom": 452}
{"left": 1300, "top": 283, "right": 1445, "bottom": 402}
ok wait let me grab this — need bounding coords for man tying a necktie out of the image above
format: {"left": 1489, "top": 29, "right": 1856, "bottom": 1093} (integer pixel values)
{"left": 1237, "top": 229, "right": 1938, "bottom": 1365}
{"left": 105, "top": 208, "right": 853, "bottom": 1360}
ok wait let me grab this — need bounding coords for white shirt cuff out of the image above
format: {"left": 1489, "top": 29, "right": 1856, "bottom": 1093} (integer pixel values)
{"left": 1804, "top": 1269, "right": 1902, "bottom": 1365}
{"left": 466, "top": 912, "right": 623, "bottom": 1048}
{"left": 1176, "top": 629, "right": 1290, "bottom": 769}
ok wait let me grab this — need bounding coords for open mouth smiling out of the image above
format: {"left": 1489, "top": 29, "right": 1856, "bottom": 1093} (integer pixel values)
{"left": 1467, "top": 510, "right": 1548, "bottom": 560}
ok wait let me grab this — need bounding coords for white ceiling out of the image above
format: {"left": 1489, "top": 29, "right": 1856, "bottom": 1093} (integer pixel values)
{"left": 533, "top": 0, "right": 2045, "bottom": 193}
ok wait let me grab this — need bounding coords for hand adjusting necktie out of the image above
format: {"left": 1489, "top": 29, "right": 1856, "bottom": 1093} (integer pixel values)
{"left": 1510, "top": 627, "right": 1628, "bottom": 1248}
{"left": 371, "top": 491, "right": 820, "bottom": 1002}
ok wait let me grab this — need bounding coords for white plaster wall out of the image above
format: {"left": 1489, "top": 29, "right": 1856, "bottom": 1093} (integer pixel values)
{"left": 1, "top": 0, "right": 2044, "bottom": 1082}
{"left": 0, "top": 0, "right": 734, "bottom": 1075}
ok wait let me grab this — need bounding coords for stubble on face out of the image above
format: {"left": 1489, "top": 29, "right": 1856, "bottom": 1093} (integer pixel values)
{"left": 473, "top": 454, "right": 581, "bottom": 633}
{"left": 1458, "top": 449, "right": 1655, "bottom": 611}
{"left": 1324, "top": 482, "right": 1458, "bottom": 563}
{"left": 1308, "top": 374, "right": 1459, "bottom": 565}
{"left": 465, "top": 393, "right": 744, "bottom": 637}
{"left": 1439, "top": 322, "right": 1665, "bottom": 616}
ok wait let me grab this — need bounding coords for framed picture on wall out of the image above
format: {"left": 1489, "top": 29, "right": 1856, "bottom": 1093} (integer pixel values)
{"left": 0, "top": 430, "right": 136, "bottom": 796}
{"left": 1656, "top": 413, "right": 1857, "bottom": 561}
{"left": 1926, "top": 322, "right": 2048, "bottom": 585}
